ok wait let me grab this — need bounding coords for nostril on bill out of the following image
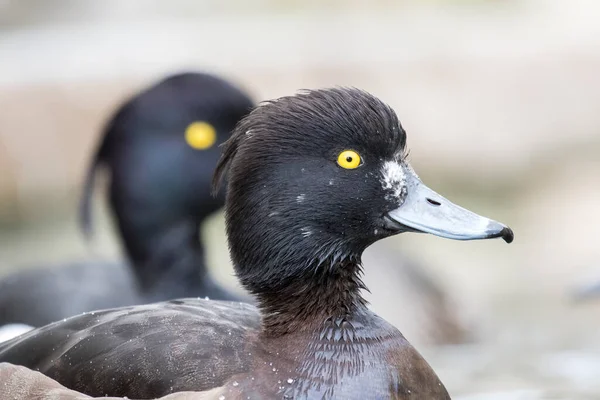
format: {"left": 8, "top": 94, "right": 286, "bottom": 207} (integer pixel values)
{"left": 426, "top": 198, "right": 441, "bottom": 206}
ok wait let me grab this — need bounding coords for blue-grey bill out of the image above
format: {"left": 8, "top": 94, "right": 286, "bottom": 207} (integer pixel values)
{"left": 387, "top": 166, "right": 514, "bottom": 243}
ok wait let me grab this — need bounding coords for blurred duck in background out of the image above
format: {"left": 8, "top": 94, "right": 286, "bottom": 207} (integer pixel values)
{"left": 0, "top": 72, "right": 254, "bottom": 329}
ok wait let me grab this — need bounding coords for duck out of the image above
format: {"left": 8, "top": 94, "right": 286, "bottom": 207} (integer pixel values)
{"left": 0, "top": 87, "right": 513, "bottom": 399}
{"left": 0, "top": 72, "right": 254, "bottom": 328}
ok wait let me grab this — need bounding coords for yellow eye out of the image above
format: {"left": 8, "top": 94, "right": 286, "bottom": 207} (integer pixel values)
{"left": 185, "top": 121, "right": 217, "bottom": 150}
{"left": 337, "top": 150, "right": 362, "bottom": 169}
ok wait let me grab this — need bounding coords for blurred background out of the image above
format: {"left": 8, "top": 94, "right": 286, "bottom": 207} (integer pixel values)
{"left": 1, "top": 0, "right": 599, "bottom": 398}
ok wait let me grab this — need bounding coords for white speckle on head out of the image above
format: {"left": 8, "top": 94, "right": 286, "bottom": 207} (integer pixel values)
{"left": 246, "top": 129, "right": 254, "bottom": 137}
{"left": 329, "top": 179, "right": 334, "bottom": 185}
{"left": 300, "top": 227, "right": 312, "bottom": 238}
{"left": 381, "top": 161, "right": 407, "bottom": 203}
{"left": 374, "top": 229, "right": 378, "bottom": 235}
{"left": 268, "top": 211, "right": 279, "bottom": 217}
{"left": 296, "top": 194, "right": 305, "bottom": 203}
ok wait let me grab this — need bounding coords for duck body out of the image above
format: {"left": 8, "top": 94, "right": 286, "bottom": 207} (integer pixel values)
{"left": 0, "top": 72, "right": 254, "bottom": 328}
{"left": 0, "top": 298, "right": 448, "bottom": 399}
{"left": 0, "top": 88, "right": 513, "bottom": 398}
{"left": 0, "top": 261, "right": 137, "bottom": 327}
{"left": 0, "top": 258, "right": 236, "bottom": 328}
{"left": 227, "top": 309, "right": 448, "bottom": 400}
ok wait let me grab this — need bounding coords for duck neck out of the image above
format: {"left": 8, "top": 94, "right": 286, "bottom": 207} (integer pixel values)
{"left": 118, "top": 216, "right": 208, "bottom": 299}
{"left": 253, "top": 259, "right": 369, "bottom": 337}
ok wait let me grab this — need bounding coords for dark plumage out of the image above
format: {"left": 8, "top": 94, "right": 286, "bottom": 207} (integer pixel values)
{"left": 0, "top": 72, "right": 254, "bottom": 327}
{"left": 0, "top": 88, "right": 513, "bottom": 399}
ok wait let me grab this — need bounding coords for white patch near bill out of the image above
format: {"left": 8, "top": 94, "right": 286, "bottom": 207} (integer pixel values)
{"left": 296, "top": 194, "right": 306, "bottom": 203}
{"left": 381, "top": 161, "right": 407, "bottom": 203}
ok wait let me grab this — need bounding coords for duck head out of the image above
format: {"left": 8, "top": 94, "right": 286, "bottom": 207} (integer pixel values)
{"left": 80, "top": 72, "right": 254, "bottom": 291}
{"left": 214, "top": 88, "right": 512, "bottom": 299}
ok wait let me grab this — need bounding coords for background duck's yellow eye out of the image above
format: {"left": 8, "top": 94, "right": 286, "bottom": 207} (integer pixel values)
{"left": 185, "top": 121, "right": 217, "bottom": 150}
{"left": 337, "top": 150, "right": 362, "bottom": 169}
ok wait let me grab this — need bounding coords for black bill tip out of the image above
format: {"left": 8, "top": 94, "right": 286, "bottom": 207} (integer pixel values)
{"left": 487, "top": 226, "right": 514, "bottom": 243}
{"left": 501, "top": 227, "right": 514, "bottom": 243}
